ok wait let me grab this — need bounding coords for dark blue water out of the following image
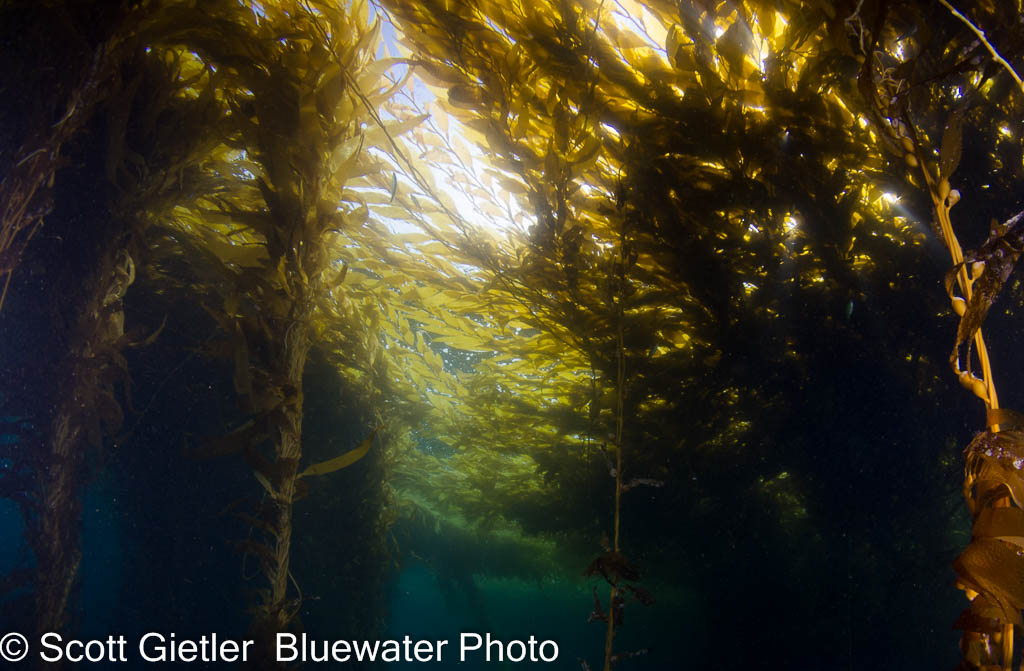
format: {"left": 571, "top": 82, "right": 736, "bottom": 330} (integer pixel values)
{"left": 78, "top": 476, "right": 122, "bottom": 640}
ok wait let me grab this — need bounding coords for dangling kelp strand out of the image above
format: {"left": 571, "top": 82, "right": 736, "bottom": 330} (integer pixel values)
{"left": 854, "top": 1, "right": 1024, "bottom": 668}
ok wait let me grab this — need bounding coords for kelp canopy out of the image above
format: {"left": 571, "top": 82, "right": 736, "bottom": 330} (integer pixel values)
{"left": 1, "top": 0, "right": 1023, "bottom": 669}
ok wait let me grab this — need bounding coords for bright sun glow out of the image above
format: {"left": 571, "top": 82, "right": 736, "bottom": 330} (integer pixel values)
{"left": 378, "top": 14, "right": 526, "bottom": 239}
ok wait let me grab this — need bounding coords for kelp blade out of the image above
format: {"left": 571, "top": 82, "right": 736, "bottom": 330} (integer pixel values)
{"left": 299, "top": 425, "right": 383, "bottom": 478}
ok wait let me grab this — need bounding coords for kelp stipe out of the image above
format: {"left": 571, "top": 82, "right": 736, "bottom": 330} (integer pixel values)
{"left": 580, "top": 207, "right": 655, "bottom": 671}
{"left": 854, "top": 1, "right": 1024, "bottom": 667}
{"left": 145, "top": 0, "right": 409, "bottom": 662}
{"left": 0, "top": 2, "right": 136, "bottom": 647}
{"left": 0, "top": 2, "right": 234, "bottom": 656}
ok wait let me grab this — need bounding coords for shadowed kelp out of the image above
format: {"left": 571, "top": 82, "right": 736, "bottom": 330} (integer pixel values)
{"left": 143, "top": 0, "right": 413, "bottom": 663}
{"left": 0, "top": 3, "right": 235, "bottom": 656}
{"left": 2, "top": 1, "right": 1022, "bottom": 669}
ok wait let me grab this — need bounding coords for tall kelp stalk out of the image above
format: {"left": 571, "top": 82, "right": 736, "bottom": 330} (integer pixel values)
{"left": 150, "top": 1, "right": 412, "bottom": 659}
{"left": 0, "top": 4, "right": 131, "bottom": 633}
{"left": 31, "top": 49, "right": 228, "bottom": 650}
{"left": 30, "top": 244, "right": 133, "bottom": 645}
{"left": 0, "top": 2, "right": 228, "bottom": 648}
{"left": 852, "top": 1, "right": 1024, "bottom": 668}
{"left": 0, "top": 2, "right": 137, "bottom": 314}
{"left": 597, "top": 223, "right": 632, "bottom": 671}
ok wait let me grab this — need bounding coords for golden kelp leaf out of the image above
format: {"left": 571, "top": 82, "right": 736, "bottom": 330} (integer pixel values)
{"left": 973, "top": 507, "right": 1024, "bottom": 549}
{"left": 939, "top": 108, "right": 964, "bottom": 180}
{"left": 299, "top": 425, "right": 384, "bottom": 477}
{"left": 954, "top": 537, "right": 1024, "bottom": 625}
{"left": 513, "top": 107, "right": 531, "bottom": 139}
{"left": 954, "top": 594, "right": 1002, "bottom": 634}
{"left": 665, "top": 24, "right": 684, "bottom": 63}
{"left": 448, "top": 84, "right": 488, "bottom": 109}
{"left": 356, "top": 57, "right": 408, "bottom": 93}
{"left": 352, "top": 0, "right": 371, "bottom": 36}
{"left": 253, "top": 471, "right": 281, "bottom": 501}
{"left": 330, "top": 134, "right": 365, "bottom": 179}
{"left": 330, "top": 263, "right": 349, "bottom": 287}
{"left": 417, "top": 60, "right": 467, "bottom": 86}
{"left": 316, "top": 64, "right": 346, "bottom": 117}
{"left": 130, "top": 314, "right": 167, "bottom": 348}
{"left": 364, "top": 114, "right": 429, "bottom": 149}
{"left": 194, "top": 225, "right": 269, "bottom": 267}
{"left": 965, "top": 439, "right": 1024, "bottom": 509}
{"left": 988, "top": 408, "right": 1024, "bottom": 431}
{"left": 569, "top": 134, "right": 602, "bottom": 166}
{"left": 602, "top": 21, "right": 648, "bottom": 53}
{"left": 716, "top": 20, "right": 750, "bottom": 79}
{"left": 367, "top": 66, "right": 416, "bottom": 108}
{"left": 967, "top": 478, "right": 1011, "bottom": 515}
{"left": 756, "top": 6, "right": 775, "bottom": 40}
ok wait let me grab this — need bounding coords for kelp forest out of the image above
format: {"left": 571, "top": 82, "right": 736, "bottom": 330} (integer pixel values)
{"left": 1, "top": 0, "right": 1023, "bottom": 669}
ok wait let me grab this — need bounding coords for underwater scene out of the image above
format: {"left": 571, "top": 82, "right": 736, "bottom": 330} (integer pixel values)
{"left": 2, "top": 0, "right": 1024, "bottom": 669}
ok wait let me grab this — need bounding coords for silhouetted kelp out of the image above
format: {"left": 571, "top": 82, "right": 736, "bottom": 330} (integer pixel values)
{"left": 3, "top": 1, "right": 1023, "bottom": 669}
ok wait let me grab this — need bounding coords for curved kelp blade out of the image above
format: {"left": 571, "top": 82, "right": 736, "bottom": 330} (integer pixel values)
{"left": 299, "top": 425, "right": 384, "bottom": 478}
